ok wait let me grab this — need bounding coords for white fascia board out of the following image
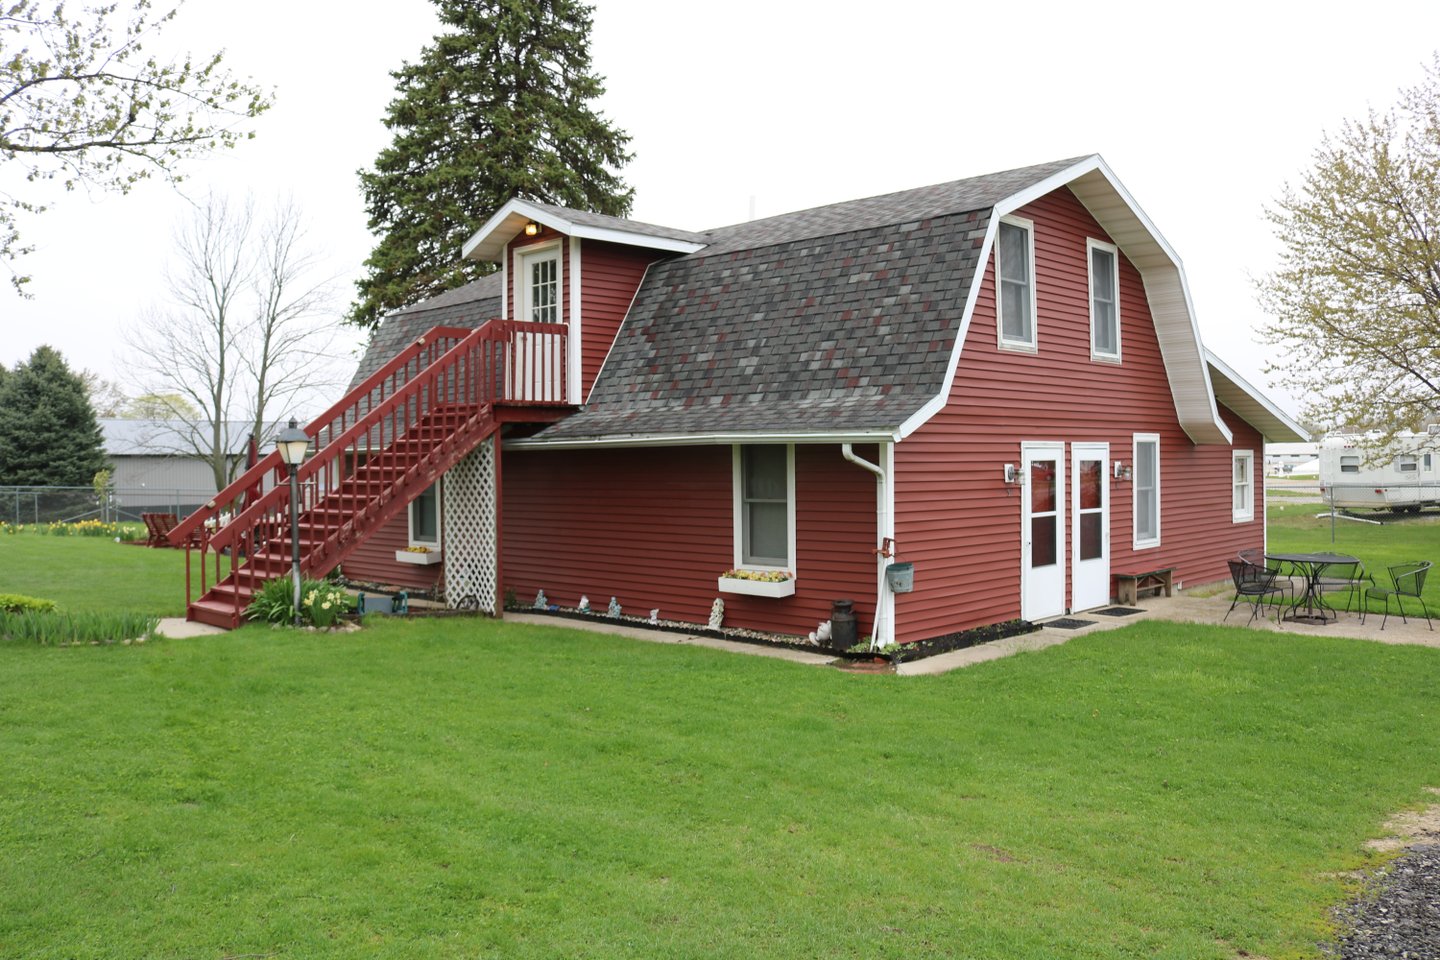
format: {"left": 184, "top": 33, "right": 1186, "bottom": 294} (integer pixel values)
{"left": 899, "top": 153, "right": 1233, "bottom": 445}
{"left": 504, "top": 429, "right": 898, "bottom": 451}
{"left": 462, "top": 198, "right": 706, "bottom": 263}
{"left": 1206, "top": 351, "right": 1310, "bottom": 442}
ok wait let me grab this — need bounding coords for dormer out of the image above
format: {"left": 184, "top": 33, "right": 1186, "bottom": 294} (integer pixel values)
{"left": 462, "top": 200, "right": 708, "bottom": 405}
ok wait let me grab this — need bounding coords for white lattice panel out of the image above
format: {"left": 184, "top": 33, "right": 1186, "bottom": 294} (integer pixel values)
{"left": 442, "top": 436, "right": 498, "bottom": 613}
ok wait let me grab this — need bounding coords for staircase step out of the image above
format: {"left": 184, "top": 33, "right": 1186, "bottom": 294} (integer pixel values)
{"left": 188, "top": 599, "right": 243, "bottom": 629}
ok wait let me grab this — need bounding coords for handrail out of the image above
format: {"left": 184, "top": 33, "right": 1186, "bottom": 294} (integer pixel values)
{"left": 176, "top": 316, "right": 570, "bottom": 623}
{"left": 167, "top": 324, "right": 479, "bottom": 546}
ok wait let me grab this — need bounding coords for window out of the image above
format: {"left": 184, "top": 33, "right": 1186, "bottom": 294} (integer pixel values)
{"left": 1396, "top": 455, "right": 1418, "bottom": 473}
{"left": 1339, "top": 455, "right": 1360, "bottom": 473}
{"left": 1088, "top": 239, "right": 1120, "bottom": 360}
{"left": 734, "top": 444, "right": 794, "bottom": 570}
{"left": 409, "top": 482, "right": 440, "bottom": 546}
{"left": 996, "top": 216, "right": 1036, "bottom": 349}
{"left": 1133, "top": 434, "right": 1160, "bottom": 547}
{"left": 1232, "top": 450, "right": 1254, "bottom": 523}
{"left": 1426, "top": 454, "right": 1433, "bottom": 472}
{"left": 518, "top": 245, "right": 560, "bottom": 324}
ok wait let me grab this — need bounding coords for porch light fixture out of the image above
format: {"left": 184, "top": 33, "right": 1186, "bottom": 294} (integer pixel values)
{"left": 1003, "top": 463, "right": 1020, "bottom": 484}
{"left": 523, "top": 220, "right": 542, "bottom": 237}
{"left": 275, "top": 418, "right": 311, "bottom": 626}
{"left": 1113, "top": 460, "right": 1132, "bottom": 482}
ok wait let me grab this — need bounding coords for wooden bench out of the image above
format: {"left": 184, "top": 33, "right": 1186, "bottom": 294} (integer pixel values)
{"left": 1115, "top": 567, "right": 1175, "bottom": 605}
{"left": 142, "top": 513, "right": 179, "bottom": 548}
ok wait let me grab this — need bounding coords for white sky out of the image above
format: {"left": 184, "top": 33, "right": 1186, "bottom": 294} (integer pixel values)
{"left": 4, "top": 0, "right": 1439, "bottom": 421}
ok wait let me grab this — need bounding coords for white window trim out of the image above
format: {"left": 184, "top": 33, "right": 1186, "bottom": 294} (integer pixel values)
{"left": 1087, "top": 238, "right": 1121, "bottom": 362}
{"left": 1396, "top": 455, "right": 1419, "bottom": 473}
{"left": 1232, "top": 450, "right": 1255, "bottom": 523}
{"left": 995, "top": 214, "right": 1037, "bottom": 353}
{"left": 514, "top": 239, "right": 562, "bottom": 325}
{"left": 1133, "top": 433, "right": 1161, "bottom": 549}
{"left": 408, "top": 480, "right": 442, "bottom": 548}
{"left": 731, "top": 444, "right": 797, "bottom": 574}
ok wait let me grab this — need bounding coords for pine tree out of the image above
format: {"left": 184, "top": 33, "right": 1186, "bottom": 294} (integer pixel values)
{"left": 0, "top": 346, "right": 109, "bottom": 487}
{"left": 349, "top": 0, "right": 634, "bottom": 331}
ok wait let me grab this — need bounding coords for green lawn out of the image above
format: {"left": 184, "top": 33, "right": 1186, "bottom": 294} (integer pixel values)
{"left": 1266, "top": 500, "right": 1440, "bottom": 609}
{"left": 2, "top": 616, "right": 1439, "bottom": 958}
{"left": 0, "top": 532, "right": 187, "bottom": 616}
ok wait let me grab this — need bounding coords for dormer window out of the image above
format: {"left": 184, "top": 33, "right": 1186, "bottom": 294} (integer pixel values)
{"left": 997, "top": 216, "right": 1036, "bottom": 351}
{"left": 518, "top": 243, "right": 560, "bottom": 324}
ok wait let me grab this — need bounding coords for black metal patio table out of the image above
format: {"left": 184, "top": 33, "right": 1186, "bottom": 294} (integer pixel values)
{"left": 1264, "top": 551, "right": 1360, "bottom": 624}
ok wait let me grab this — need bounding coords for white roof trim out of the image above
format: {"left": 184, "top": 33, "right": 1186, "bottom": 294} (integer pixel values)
{"left": 898, "top": 154, "right": 1233, "bottom": 445}
{"left": 505, "top": 429, "right": 898, "bottom": 451}
{"left": 462, "top": 198, "right": 706, "bottom": 262}
{"left": 1206, "top": 351, "right": 1310, "bottom": 442}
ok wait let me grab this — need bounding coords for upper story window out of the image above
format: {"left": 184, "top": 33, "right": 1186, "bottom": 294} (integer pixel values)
{"left": 518, "top": 244, "right": 560, "bottom": 324}
{"left": 734, "top": 444, "right": 794, "bottom": 570}
{"left": 1232, "top": 450, "right": 1254, "bottom": 523}
{"left": 1134, "top": 434, "right": 1160, "bottom": 548}
{"left": 1088, "top": 239, "right": 1120, "bottom": 361}
{"left": 996, "top": 216, "right": 1036, "bottom": 350}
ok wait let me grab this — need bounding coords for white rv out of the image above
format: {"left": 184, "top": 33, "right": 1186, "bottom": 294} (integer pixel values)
{"left": 1318, "top": 430, "right": 1440, "bottom": 512}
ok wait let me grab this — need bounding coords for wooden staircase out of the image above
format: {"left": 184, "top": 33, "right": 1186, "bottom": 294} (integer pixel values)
{"left": 169, "top": 319, "right": 570, "bottom": 628}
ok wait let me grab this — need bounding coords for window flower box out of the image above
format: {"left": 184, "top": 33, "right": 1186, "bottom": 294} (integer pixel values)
{"left": 718, "top": 571, "right": 796, "bottom": 598}
{"left": 395, "top": 547, "right": 442, "bottom": 565}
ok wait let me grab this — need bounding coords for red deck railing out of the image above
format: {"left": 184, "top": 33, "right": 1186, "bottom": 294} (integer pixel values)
{"left": 172, "top": 318, "right": 568, "bottom": 625}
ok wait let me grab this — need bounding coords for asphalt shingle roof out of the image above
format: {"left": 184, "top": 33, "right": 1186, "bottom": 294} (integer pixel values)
{"left": 346, "top": 156, "right": 1092, "bottom": 440}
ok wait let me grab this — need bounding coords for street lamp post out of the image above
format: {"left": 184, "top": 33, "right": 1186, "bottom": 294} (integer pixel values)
{"left": 274, "top": 418, "right": 311, "bottom": 627}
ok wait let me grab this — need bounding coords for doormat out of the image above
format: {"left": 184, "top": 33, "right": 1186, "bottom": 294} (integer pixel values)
{"left": 1044, "top": 618, "right": 1097, "bottom": 630}
{"left": 1093, "top": 606, "right": 1145, "bottom": 617}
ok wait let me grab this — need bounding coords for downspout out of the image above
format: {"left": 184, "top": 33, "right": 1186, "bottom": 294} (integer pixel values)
{"left": 842, "top": 443, "right": 891, "bottom": 650}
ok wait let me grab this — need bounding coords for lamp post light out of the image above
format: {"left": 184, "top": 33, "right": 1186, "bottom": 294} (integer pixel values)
{"left": 274, "top": 418, "right": 311, "bottom": 626}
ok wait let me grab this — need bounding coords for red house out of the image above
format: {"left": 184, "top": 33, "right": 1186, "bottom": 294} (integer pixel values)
{"left": 174, "top": 156, "right": 1305, "bottom": 644}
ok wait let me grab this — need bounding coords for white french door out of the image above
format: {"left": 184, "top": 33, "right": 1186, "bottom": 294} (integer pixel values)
{"left": 1071, "top": 443, "right": 1110, "bottom": 611}
{"left": 1021, "top": 442, "right": 1065, "bottom": 621}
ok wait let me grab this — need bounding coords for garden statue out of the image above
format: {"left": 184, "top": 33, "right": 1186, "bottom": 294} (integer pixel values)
{"left": 533, "top": 589, "right": 548, "bottom": 610}
{"left": 648, "top": 609, "right": 659, "bottom": 624}
{"left": 578, "top": 595, "right": 590, "bottom": 613}
{"left": 607, "top": 596, "right": 621, "bottom": 618}
{"left": 708, "top": 597, "right": 724, "bottom": 630}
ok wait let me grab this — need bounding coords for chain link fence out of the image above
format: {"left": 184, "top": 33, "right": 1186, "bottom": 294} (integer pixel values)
{"left": 1, "top": 486, "right": 217, "bottom": 526}
{"left": 1267, "top": 478, "right": 1440, "bottom": 542}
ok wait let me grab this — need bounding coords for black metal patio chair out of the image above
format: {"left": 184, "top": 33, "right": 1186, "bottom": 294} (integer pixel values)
{"left": 1361, "top": 561, "right": 1433, "bottom": 630}
{"left": 1238, "top": 548, "right": 1296, "bottom": 606}
{"left": 1314, "top": 556, "right": 1373, "bottom": 616}
{"left": 1226, "top": 558, "right": 1286, "bottom": 627}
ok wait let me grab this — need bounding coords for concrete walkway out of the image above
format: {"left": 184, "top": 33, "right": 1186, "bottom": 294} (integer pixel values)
{"left": 155, "top": 592, "right": 1440, "bottom": 675}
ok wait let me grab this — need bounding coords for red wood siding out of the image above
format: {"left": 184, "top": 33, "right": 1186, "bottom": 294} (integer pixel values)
{"left": 892, "top": 186, "right": 1264, "bottom": 642}
{"left": 340, "top": 507, "right": 443, "bottom": 592}
{"left": 506, "top": 233, "right": 570, "bottom": 324}
{"left": 501, "top": 444, "right": 880, "bottom": 638}
{"left": 579, "top": 241, "right": 657, "bottom": 400}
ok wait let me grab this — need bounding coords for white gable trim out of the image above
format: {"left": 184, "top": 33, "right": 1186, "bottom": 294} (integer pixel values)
{"left": 462, "top": 198, "right": 706, "bottom": 263}
{"left": 1206, "top": 351, "right": 1309, "bottom": 442}
{"left": 897, "top": 155, "right": 1233, "bottom": 445}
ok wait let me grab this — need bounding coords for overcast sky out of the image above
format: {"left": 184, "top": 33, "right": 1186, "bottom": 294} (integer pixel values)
{"left": 5, "top": 0, "right": 1439, "bottom": 420}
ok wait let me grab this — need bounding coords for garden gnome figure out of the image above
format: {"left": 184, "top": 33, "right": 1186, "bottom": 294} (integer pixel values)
{"left": 708, "top": 598, "right": 724, "bottom": 630}
{"left": 578, "top": 595, "right": 590, "bottom": 613}
{"left": 649, "top": 609, "right": 659, "bottom": 625}
{"left": 533, "top": 589, "right": 548, "bottom": 610}
{"left": 607, "top": 597, "right": 621, "bottom": 618}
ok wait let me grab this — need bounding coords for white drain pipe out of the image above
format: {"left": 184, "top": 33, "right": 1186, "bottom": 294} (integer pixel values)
{"left": 842, "top": 442, "right": 894, "bottom": 649}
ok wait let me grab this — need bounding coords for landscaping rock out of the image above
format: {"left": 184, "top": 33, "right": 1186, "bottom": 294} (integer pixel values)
{"left": 1326, "top": 843, "right": 1440, "bottom": 959}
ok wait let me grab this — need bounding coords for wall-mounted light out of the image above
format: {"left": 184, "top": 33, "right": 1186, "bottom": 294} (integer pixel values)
{"left": 523, "top": 220, "right": 541, "bottom": 237}
{"left": 1113, "top": 460, "right": 1132, "bottom": 481}
{"left": 1004, "top": 463, "right": 1020, "bottom": 484}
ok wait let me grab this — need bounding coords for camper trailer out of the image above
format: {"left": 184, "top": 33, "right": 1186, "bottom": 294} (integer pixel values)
{"left": 1318, "top": 430, "right": 1440, "bottom": 512}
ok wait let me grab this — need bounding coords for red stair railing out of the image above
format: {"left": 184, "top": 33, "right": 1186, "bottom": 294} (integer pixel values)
{"left": 172, "top": 319, "right": 568, "bottom": 624}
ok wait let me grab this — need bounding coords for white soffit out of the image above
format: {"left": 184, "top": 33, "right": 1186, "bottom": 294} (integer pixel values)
{"left": 461, "top": 199, "right": 706, "bottom": 263}
{"left": 1205, "top": 351, "right": 1309, "bottom": 443}
{"left": 1063, "top": 162, "right": 1231, "bottom": 445}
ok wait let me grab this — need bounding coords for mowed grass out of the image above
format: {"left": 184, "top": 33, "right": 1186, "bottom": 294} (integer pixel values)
{"left": 1267, "top": 500, "right": 1440, "bottom": 609}
{"left": 0, "top": 532, "right": 187, "bottom": 616}
{"left": 3, "top": 616, "right": 1439, "bottom": 958}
